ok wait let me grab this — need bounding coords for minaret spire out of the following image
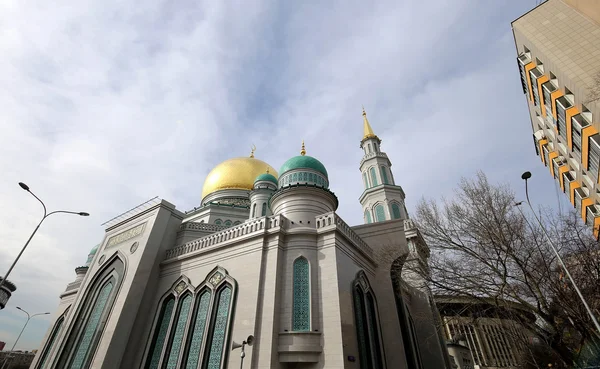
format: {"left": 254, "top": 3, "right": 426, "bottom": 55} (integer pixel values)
{"left": 250, "top": 144, "right": 256, "bottom": 158}
{"left": 300, "top": 140, "right": 306, "bottom": 156}
{"left": 362, "top": 106, "right": 379, "bottom": 142}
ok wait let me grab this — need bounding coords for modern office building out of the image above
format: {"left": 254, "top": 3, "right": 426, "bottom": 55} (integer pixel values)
{"left": 28, "top": 110, "right": 450, "bottom": 369}
{"left": 436, "top": 296, "right": 536, "bottom": 369}
{"left": 512, "top": 0, "right": 600, "bottom": 238}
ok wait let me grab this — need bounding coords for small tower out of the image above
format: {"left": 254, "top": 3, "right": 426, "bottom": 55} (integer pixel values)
{"left": 270, "top": 141, "right": 338, "bottom": 225}
{"left": 359, "top": 108, "right": 408, "bottom": 224}
{"left": 249, "top": 169, "right": 278, "bottom": 219}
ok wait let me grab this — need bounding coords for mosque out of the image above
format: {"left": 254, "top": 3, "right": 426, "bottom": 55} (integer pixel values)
{"left": 29, "top": 110, "right": 451, "bottom": 369}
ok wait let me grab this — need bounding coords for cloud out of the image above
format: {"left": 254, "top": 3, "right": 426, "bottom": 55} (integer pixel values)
{"left": 0, "top": 0, "right": 559, "bottom": 351}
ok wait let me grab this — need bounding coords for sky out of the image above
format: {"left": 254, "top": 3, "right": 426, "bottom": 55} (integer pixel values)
{"left": 0, "top": 0, "right": 573, "bottom": 351}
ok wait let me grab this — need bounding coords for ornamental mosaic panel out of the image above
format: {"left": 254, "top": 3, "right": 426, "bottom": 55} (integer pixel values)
{"left": 147, "top": 298, "right": 175, "bottom": 369}
{"left": 206, "top": 286, "right": 232, "bottom": 369}
{"left": 209, "top": 272, "right": 223, "bottom": 286}
{"left": 106, "top": 222, "right": 146, "bottom": 249}
{"left": 175, "top": 281, "right": 187, "bottom": 294}
{"left": 185, "top": 291, "right": 211, "bottom": 369}
{"left": 292, "top": 258, "right": 310, "bottom": 331}
{"left": 165, "top": 295, "right": 192, "bottom": 369}
{"left": 69, "top": 281, "right": 114, "bottom": 369}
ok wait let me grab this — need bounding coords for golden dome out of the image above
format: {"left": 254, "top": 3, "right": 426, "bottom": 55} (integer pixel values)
{"left": 201, "top": 157, "right": 279, "bottom": 200}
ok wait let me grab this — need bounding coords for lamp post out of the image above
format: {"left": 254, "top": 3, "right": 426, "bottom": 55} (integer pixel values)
{"left": 0, "top": 182, "right": 89, "bottom": 298}
{"left": 231, "top": 335, "right": 254, "bottom": 369}
{"left": 0, "top": 307, "right": 50, "bottom": 369}
{"left": 519, "top": 171, "right": 600, "bottom": 335}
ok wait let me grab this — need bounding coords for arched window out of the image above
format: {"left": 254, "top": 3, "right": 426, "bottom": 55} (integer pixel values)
{"left": 69, "top": 281, "right": 114, "bottom": 369}
{"left": 375, "top": 205, "right": 386, "bottom": 222}
{"left": 183, "top": 290, "right": 211, "bottom": 369}
{"left": 373, "top": 142, "right": 378, "bottom": 152}
{"left": 205, "top": 285, "right": 233, "bottom": 367}
{"left": 363, "top": 173, "right": 369, "bottom": 189}
{"left": 36, "top": 308, "right": 70, "bottom": 369}
{"left": 55, "top": 257, "right": 124, "bottom": 369}
{"left": 144, "top": 270, "right": 236, "bottom": 369}
{"left": 146, "top": 297, "right": 176, "bottom": 369}
{"left": 369, "top": 167, "right": 378, "bottom": 186}
{"left": 292, "top": 257, "right": 310, "bottom": 331}
{"left": 252, "top": 203, "right": 257, "bottom": 218}
{"left": 391, "top": 203, "right": 402, "bottom": 219}
{"left": 364, "top": 210, "right": 372, "bottom": 224}
{"left": 367, "top": 144, "right": 371, "bottom": 153}
{"left": 164, "top": 294, "right": 192, "bottom": 368}
{"left": 215, "top": 219, "right": 222, "bottom": 226}
{"left": 261, "top": 203, "right": 267, "bottom": 216}
{"left": 353, "top": 272, "right": 384, "bottom": 369}
{"left": 233, "top": 221, "right": 241, "bottom": 226}
{"left": 224, "top": 220, "right": 232, "bottom": 227}
{"left": 380, "top": 166, "right": 389, "bottom": 184}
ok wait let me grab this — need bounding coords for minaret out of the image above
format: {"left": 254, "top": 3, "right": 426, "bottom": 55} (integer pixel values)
{"left": 358, "top": 107, "right": 408, "bottom": 224}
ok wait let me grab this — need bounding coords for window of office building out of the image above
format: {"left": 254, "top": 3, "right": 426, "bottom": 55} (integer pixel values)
{"left": 556, "top": 96, "right": 572, "bottom": 142}
{"left": 572, "top": 114, "right": 589, "bottom": 158}
{"left": 529, "top": 68, "right": 543, "bottom": 106}
{"left": 588, "top": 135, "right": 600, "bottom": 183}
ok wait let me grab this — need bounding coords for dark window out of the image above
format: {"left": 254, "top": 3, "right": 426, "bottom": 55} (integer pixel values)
{"left": 588, "top": 135, "right": 600, "bottom": 181}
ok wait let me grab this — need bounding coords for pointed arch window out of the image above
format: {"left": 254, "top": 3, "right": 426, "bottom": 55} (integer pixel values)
{"left": 363, "top": 173, "right": 369, "bottom": 189}
{"left": 215, "top": 219, "right": 222, "bottom": 226}
{"left": 380, "top": 166, "right": 389, "bottom": 184}
{"left": 224, "top": 220, "right": 232, "bottom": 227}
{"left": 375, "top": 205, "right": 386, "bottom": 222}
{"left": 69, "top": 281, "right": 114, "bottom": 369}
{"left": 164, "top": 295, "right": 193, "bottom": 369}
{"left": 146, "top": 297, "right": 176, "bottom": 369}
{"left": 364, "top": 210, "right": 372, "bottom": 224}
{"left": 205, "top": 286, "right": 232, "bottom": 368}
{"left": 261, "top": 203, "right": 267, "bottom": 216}
{"left": 369, "top": 167, "right": 378, "bottom": 186}
{"left": 183, "top": 290, "right": 211, "bottom": 369}
{"left": 144, "top": 270, "right": 236, "bottom": 369}
{"left": 55, "top": 257, "right": 124, "bottom": 369}
{"left": 391, "top": 203, "right": 402, "bottom": 219}
{"left": 252, "top": 203, "right": 257, "bottom": 217}
{"left": 353, "top": 272, "right": 384, "bottom": 369}
{"left": 36, "top": 307, "right": 70, "bottom": 369}
{"left": 292, "top": 257, "right": 310, "bottom": 331}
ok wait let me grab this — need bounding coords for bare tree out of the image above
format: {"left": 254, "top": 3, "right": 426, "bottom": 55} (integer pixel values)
{"left": 412, "top": 171, "right": 600, "bottom": 367}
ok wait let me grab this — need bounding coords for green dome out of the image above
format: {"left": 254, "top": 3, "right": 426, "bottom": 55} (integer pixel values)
{"left": 255, "top": 173, "right": 278, "bottom": 185}
{"left": 85, "top": 244, "right": 100, "bottom": 266}
{"left": 279, "top": 155, "right": 328, "bottom": 177}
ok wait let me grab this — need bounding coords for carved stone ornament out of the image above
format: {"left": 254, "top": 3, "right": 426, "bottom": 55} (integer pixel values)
{"left": 130, "top": 241, "right": 139, "bottom": 254}
{"left": 209, "top": 272, "right": 224, "bottom": 286}
{"left": 174, "top": 281, "right": 187, "bottom": 294}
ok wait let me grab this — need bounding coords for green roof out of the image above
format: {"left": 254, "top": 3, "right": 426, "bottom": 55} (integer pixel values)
{"left": 85, "top": 244, "right": 101, "bottom": 266}
{"left": 279, "top": 155, "right": 328, "bottom": 177}
{"left": 255, "top": 173, "right": 278, "bottom": 185}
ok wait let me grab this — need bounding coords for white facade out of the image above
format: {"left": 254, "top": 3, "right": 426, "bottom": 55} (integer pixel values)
{"left": 30, "top": 112, "right": 450, "bottom": 369}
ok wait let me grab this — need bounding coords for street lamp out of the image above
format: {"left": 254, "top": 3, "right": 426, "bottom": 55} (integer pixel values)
{"left": 0, "top": 182, "right": 89, "bottom": 300}
{"left": 0, "top": 307, "right": 50, "bottom": 369}
{"left": 519, "top": 171, "right": 600, "bottom": 335}
{"left": 231, "top": 335, "right": 254, "bottom": 369}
